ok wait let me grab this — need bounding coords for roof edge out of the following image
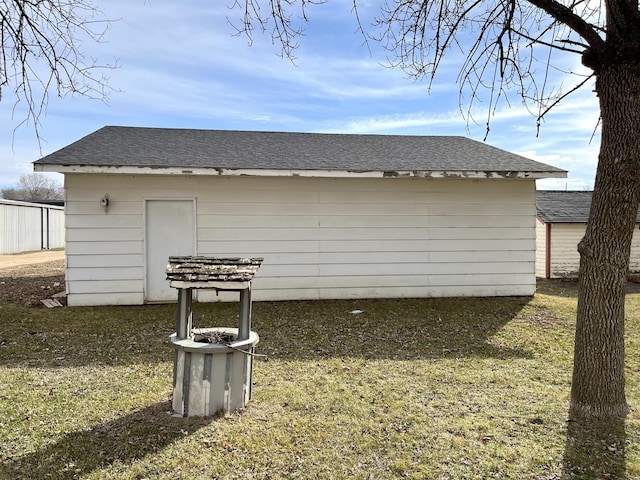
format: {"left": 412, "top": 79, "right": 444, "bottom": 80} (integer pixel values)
{"left": 34, "top": 164, "right": 568, "bottom": 179}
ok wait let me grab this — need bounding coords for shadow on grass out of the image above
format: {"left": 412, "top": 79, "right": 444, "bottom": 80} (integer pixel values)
{"left": 562, "top": 414, "right": 627, "bottom": 479}
{"left": 2, "top": 295, "right": 533, "bottom": 368}
{"left": 243, "top": 296, "right": 534, "bottom": 361}
{"left": 536, "top": 278, "right": 640, "bottom": 299}
{"left": 536, "top": 278, "right": 581, "bottom": 299}
{"left": 0, "top": 304, "right": 176, "bottom": 368}
{"left": 0, "top": 401, "right": 213, "bottom": 480}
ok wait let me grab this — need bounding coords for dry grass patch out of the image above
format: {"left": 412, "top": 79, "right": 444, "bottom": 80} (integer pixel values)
{"left": 0, "top": 282, "right": 639, "bottom": 479}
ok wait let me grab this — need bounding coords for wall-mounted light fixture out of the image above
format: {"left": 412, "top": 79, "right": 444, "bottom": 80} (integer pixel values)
{"left": 100, "top": 194, "right": 109, "bottom": 212}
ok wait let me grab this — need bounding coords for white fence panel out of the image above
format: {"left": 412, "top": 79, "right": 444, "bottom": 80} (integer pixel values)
{"left": 0, "top": 200, "right": 65, "bottom": 254}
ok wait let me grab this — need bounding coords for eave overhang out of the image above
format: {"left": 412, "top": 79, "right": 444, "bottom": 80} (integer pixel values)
{"left": 34, "top": 164, "right": 568, "bottom": 180}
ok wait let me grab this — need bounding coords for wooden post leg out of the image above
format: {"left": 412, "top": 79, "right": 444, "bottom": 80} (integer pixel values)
{"left": 238, "top": 285, "right": 252, "bottom": 341}
{"left": 176, "top": 288, "right": 193, "bottom": 340}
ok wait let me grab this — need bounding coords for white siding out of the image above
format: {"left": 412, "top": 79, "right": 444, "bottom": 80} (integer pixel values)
{"left": 64, "top": 173, "right": 537, "bottom": 305}
{"left": 0, "top": 200, "right": 65, "bottom": 254}
{"left": 542, "top": 223, "right": 640, "bottom": 278}
{"left": 535, "top": 218, "right": 547, "bottom": 278}
{"left": 548, "top": 224, "right": 583, "bottom": 278}
{"left": 632, "top": 229, "right": 640, "bottom": 273}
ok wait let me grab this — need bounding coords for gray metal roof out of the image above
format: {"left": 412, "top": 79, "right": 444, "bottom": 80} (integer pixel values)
{"left": 33, "top": 126, "right": 565, "bottom": 176}
{"left": 537, "top": 190, "right": 640, "bottom": 223}
{"left": 0, "top": 199, "right": 64, "bottom": 209}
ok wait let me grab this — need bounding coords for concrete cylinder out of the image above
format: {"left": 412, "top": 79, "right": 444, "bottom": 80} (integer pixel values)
{"left": 169, "top": 327, "right": 259, "bottom": 417}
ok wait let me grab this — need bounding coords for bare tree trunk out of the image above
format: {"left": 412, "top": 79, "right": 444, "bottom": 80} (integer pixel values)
{"left": 571, "top": 63, "right": 640, "bottom": 418}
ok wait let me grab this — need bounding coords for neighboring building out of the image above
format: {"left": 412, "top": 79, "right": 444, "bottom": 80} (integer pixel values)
{"left": 34, "top": 126, "right": 565, "bottom": 306}
{"left": 0, "top": 199, "right": 65, "bottom": 254}
{"left": 536, "top": 190, "right": 640, "bottom": 278}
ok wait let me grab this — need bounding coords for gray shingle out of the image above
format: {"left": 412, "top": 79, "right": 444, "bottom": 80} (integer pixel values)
{"left": 34, "top": 126, "right": 565, "bottom": 174}
{"left": 537, "top": 190, "right": 640, "bottom": 223}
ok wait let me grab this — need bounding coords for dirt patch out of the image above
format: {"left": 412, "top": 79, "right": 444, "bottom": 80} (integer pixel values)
{"left": 0, "top": 250, "right": 65, "bottom": 270}
{"left": 0, "top": 260, "right": 65, "bottom": 307}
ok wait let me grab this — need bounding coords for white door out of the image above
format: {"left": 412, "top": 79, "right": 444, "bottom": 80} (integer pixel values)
{"left": 145, "top": 199, "right": 195, "bottom": 302}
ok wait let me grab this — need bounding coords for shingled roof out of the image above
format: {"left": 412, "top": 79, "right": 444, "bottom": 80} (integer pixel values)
{"left": 34, "top": 126, "right": 566, "bottom": 179}
{"left": 537, "top": 190, "right": 640, "bottom": 223}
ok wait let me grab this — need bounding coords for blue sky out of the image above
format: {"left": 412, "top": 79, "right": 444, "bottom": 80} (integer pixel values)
{"left": 0, "top": 1, "right": 601, "bottom": 190}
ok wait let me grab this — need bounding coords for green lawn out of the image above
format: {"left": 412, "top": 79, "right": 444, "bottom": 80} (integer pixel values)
{"left": 1, "top": 284, "right": 639, "bottom": 479}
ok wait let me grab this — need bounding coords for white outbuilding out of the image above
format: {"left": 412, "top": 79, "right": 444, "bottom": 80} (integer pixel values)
{"left": 34, "top": 126, "right": 565, "bottom": 306}
{"left": 536, "top": 190, "right": 640, "bottom": 278}
{"left": 0, "top": 199, "right": 65, "bottom": 254}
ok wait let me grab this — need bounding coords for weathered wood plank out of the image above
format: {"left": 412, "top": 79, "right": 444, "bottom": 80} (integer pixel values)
{"left": 166, "top": 257, "right": 264, "bottom": 283}
{"left": 41, "top": 298, "right": 63, "bottom": 308}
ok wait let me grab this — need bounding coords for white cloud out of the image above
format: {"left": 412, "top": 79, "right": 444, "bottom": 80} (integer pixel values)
{"left": 332, "top": 110, "right": 468, "bottom": 134}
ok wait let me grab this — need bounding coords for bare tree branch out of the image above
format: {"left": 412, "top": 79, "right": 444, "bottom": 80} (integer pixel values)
{"left": 536, "top": 71, "right": 595, "bottom": 133}
{"left": 526, "top": 0, "right": 605, "bottom": 50}
{"left": 228, "top": 0, "right": 327, "bottom": 61}
{"left": 0, "top": 0, "right": 118, "bottom": 148}
{"left": 227, "top": 0, "right": 604, "bottom": 136}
